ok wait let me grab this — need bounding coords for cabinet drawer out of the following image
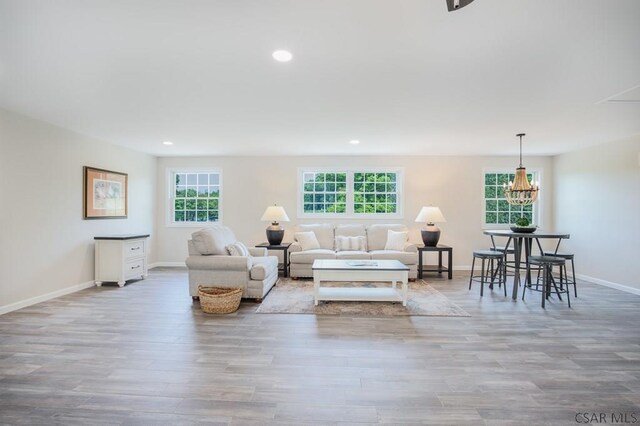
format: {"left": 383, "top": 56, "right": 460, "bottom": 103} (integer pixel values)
{"left": 125, "top": 258, "right": 145, "bottom": 279}
{"left": 124, "top": 240, "right": 145, "bottom": 259}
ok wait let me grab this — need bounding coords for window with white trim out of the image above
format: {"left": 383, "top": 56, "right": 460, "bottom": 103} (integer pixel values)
{"left": 298, "top": 168, "right": 403, "bottom": 218}
{"left": 170, "top": 171, "right": 221, "bottom": 224}
{"left": 301, "top": 171, "right": 347, "bottom": 213}
{"left": 483, "top": 171, "right": 538, "bottom": 225}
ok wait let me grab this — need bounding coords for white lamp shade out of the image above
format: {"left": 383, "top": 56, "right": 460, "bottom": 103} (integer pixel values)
{"left": 415, "top": 206, "right": 446, "bottom": 224}
{"left": 260, "top": 205, "right": 290, "bottom": 222}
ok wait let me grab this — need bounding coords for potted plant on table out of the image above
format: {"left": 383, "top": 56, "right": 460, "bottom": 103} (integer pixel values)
{"left": 510, "top": 216, "right": 537, "bottom": 233}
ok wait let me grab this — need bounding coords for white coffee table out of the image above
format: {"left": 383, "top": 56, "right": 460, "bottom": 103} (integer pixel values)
{"left": 312, "top": 259, "right": 409, "bottom": 306}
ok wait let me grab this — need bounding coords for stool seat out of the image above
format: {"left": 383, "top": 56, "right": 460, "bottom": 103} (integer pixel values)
{"left": 491, "top": 246, "right": 515, "bottom": 253}
{"left": 473, "top": 250, "right": 504, "bottom": 258}
{"left": 543, "top": 251, "right": 574, "bottom": 259}
{"left": 525, "top": 255, "right": 570, "bottom": 308}
{"left": 528, "top": 255, "right": 565, "bottom": 266}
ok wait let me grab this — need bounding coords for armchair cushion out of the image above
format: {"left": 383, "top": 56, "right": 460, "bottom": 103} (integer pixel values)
{"left": 250, "top": 256, "right": 278, "bottom": 280}
{"left": 192, "top": 226, "right": 237, "bottom": 255}
{"left": 185, "top": 255, "right": 251, "bottom": 271}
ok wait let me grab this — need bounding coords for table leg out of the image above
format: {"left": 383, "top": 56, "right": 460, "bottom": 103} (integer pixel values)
{"left": 283, "top": 248, "right": 289, "bottom": 277}
{"left": 438, "top": 251, "right": 443, "bottom": 274}
{"left": 524, "top": 239, "right": 532, "bottom": 287}
{"left": 512, "top": 237, "right": 523, "bottom": 300}
{"left": 314, "top": 276, "right": 320, "bottom": 306}
{"left": 418, "top": 250, "right": 423, "bottom": 279}
{"left": 448, "top": 249, "right": 453, "bottom": 279}
{"left": 402, "top": 277, "right": 408, "bottom": 306}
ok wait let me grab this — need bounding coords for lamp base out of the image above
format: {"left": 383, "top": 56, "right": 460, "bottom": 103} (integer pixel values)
{"left": 266, "top": 224, "right": 284, "bottom": 246}
{"left": 421, "top": 226, "right": 441, "bottom": 247}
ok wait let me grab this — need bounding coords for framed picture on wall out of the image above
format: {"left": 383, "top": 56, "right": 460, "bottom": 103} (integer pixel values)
{"left": 83, "top": 166, "right": 128, "bottom": 219}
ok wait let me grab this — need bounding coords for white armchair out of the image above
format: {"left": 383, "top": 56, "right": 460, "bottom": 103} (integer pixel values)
{"left": 185, "top": 226, "right": 278, "bottom": 301}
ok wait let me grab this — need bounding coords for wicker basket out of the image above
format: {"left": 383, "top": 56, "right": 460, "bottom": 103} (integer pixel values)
{"left": 197, "top": 285, "right": 243, "bottom": 314}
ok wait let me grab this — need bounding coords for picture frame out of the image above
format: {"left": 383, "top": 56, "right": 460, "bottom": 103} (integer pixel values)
{"left": 83, "top": 166, "right": 128, "bottom": 219}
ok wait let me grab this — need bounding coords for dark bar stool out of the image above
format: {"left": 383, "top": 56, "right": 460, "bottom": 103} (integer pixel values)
{"left": 543, "top": 251, "right": 577, "bottom": 297}
{"left": 469, "top": 250, "right": 507, "bottom": 297}
{"left": 524, "top": 256, "right": 569, "bottom": 308}
{"left": 488, "top": 236, "right": 519, "bottom": 278}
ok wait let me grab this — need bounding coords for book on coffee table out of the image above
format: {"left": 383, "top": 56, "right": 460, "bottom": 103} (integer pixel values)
{"left": 346, "top": 261, "right": 378, "bottom": 267}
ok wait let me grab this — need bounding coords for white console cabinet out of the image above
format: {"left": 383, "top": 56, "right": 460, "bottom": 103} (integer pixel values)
{"left": 94, "top": 234, "right": 150, "bottom": 287}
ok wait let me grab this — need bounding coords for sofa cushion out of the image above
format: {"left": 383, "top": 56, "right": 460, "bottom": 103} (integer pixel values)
{"left": 370, "top": 250, "right": 417, "bottom": 265}
{"left": 336, "top": 250, "right": 371, "bottom": 260}
{"left": 295, "top": 231, "right": 321, "bottom": 251}
{"left": 384, "top": 230, "right": 408, "bottom": 251}
{"left": 250, "top": 256, "right": 278, "bottom": 280}
{"left": 192, "top": 226, "right": 237, "bottom": 255}
{"left": 366, "top": 224, "right": 408, "bottom": 251}
{"left": 226, "top": 242, "right": 249, "bottom": 256}
{"left": 289, "top": 249, "right": 336, "bottom": 264}
{"left": 335, "top": 224, "right": 366, "bottom": 238}
{"left": 335, "top": 235, "right": 367, "bottom": 252}
{"left": 296, "top": 224, "right": 335, "bottom": 250}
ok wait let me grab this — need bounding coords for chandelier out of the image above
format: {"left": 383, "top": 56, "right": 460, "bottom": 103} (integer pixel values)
{"left": 503, "top": 133, "right": 539, "bottom": 206}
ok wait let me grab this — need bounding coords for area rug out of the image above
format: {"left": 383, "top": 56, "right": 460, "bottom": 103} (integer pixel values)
{"left": 256, "top": 279, "right": 470, "bottom": 317}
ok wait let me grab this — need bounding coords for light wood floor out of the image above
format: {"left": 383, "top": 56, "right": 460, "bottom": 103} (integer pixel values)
{"left": 1, "top": 268, "right": 639, "bottom": 425}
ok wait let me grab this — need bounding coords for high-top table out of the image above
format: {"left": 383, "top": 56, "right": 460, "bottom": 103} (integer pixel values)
{"left": 483, "top": 230, "right": 570, "bottom": 300}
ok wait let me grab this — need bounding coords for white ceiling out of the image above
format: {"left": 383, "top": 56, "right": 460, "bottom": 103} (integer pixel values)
{"left": 0, "top": 0, "right": 639, "bottom": 157}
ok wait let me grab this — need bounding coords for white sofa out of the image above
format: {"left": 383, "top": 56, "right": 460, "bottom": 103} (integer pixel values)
{"left": 185, "top": 226, "right": 279, "bottom": 301}
{"left": 289, "top": 224, "right": 418, "bottom": 279}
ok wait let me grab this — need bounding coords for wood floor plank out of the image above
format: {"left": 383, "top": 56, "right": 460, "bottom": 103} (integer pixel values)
{"left": 0, "top": 267, "right": 639, "bottom": 425}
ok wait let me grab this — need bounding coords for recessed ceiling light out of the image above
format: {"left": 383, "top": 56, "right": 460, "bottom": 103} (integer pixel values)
{"left": 163, "top": 141, "right": 173, "bottom": 146}
{"left": 272, "top": 50, "right": 293, "bottom": 62}
{"left": 349, "top": 140, "right": 361, "bottom": 145}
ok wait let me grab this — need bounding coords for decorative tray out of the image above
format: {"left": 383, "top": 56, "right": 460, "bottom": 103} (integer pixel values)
{"left": 510, "top": 226, "right": 537, "bottom": 233}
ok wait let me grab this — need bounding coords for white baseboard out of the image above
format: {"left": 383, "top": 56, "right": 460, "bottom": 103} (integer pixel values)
{"left": 576, "top": 273, "right": 640, "bottom": 296}
{"left": 0, "top": 280, "right": 95, "bottom": 316}
{"left": 149, "top": 261, "right": 186, "bottom": 268}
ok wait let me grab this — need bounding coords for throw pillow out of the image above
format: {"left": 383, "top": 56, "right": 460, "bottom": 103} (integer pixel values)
{"left": 295, "top": 231, "right": 321, "bottom": 251}
{"left": 384, "top": 230, "right": 408, "bottom": 251}
{"left": 335, "top": 235, "right": 367, "bottom": 252}
{"left": 226, "top": 242, "right": 249, "bottom": 256}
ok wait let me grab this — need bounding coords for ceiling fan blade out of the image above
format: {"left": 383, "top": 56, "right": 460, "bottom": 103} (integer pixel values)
{"left": 446, "top": 0, "right": 475, "bottom": 12}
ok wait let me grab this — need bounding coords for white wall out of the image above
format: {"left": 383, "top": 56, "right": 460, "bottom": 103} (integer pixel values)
{"left": 156, "top": 155, "right": 554, "bottom": 267}
{"left": 0, "top": 109, "right": 157, "bottom": 313}
{"left": 553, "top": 136, "right": 640, "bottom": 291}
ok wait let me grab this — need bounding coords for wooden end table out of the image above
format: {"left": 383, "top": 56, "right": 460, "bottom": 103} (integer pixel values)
{"left": 417, "top": 245, "right": 453, "bottom": 279}
{"left": 255, "top": 242, "right": 291, "bottom": 277}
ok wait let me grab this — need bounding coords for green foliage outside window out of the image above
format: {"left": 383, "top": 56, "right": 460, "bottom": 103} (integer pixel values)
{"left": 302, "top": 172, "right": 347, "bottom": 213}
{"left": 353, "top": 172, "right": 397, "bottom": 214}
{"left": 484, "top": 172, "right": 534, "bottom": 225}
{"left": 302, "top": 171, "right": 400, "bottom": 215}
{"left": 174, "top": 172, "right": 220, "bottom": 222}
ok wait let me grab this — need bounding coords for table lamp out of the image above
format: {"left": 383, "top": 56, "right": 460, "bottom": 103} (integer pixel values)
{"left": 415, "top": 206, "right": 446, "bottom": 246}
{"left": 260, "top": 205, "right": 290, "bottom": 245}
